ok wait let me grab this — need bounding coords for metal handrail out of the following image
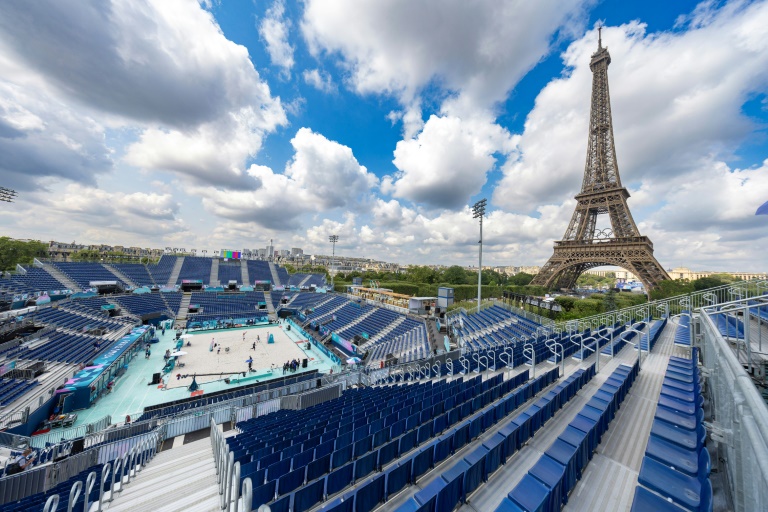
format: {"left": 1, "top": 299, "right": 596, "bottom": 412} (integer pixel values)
{"left": 579, "top": 336, "right": 599, "bottom": 372}
{"left": 523, "top": 343, "right": 535, "bottom": 378}
{"left": 622, "top": 324, "right": 649, "bottom": 370}
{"left": 459, "top": 356, "right": 469, "bottom": 375}
{"left": 487, "top": 349, "right": 496, "bottom": 371}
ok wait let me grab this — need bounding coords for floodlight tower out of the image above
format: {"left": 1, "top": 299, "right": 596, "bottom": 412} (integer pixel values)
{"left": 329, "top": 235, "right": 339, "bottom": 290}
{"left": 0, "top": 187, "right": 17, "bottom": 203}
{"left": 472, "top": 198, "right": 487, "bottom": 309}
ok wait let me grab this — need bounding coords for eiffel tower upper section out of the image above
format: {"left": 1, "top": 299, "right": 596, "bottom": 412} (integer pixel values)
{"left": 531, "top": 30, "right": 670, "bottom": 291}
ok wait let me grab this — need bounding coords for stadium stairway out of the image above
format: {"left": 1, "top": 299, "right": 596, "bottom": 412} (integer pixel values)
{"left": 562, "top": 317, "right": 687, "bottom": 511}
{"left": 299, "top": 274, "right": 313, "bottom": 288}
{"left": 269, "top": 262, "right": 282, "bottom": 287}
{"left": 210, "top": 259, "right": 220, "bottom": 287}
{"left": 168, "top": 257, "right": 185, "bottom": 287}
{"left": 39, "top": 262, "right": 80, "bottom": 292}
{"left": 103, "top": 436, "right": 220, "bottom": 512}
{"left": 426, "top": 318, "right": 441, "bottom": 353}
{"left": 104, "top": 264, "right": 138, "bottom": 288}
{"left": 447, "top": 319, "right": 682, "bottom": 512}
{"left": 241, "top": 260, "right": 250, "bottom": 286}
{"left": 379, "top": 351, "right": 630, "bottom": 511}
{"left": 265, "top": 290, "right": 277, "bottom": 321}
{"left": 176, "top": 293, "right": 192, "bottom": 328}
{"left": 362, "top": 317, "right": 406, "bottom": 349}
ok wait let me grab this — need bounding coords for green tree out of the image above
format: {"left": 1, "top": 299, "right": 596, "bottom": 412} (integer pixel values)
{"left": 509, "top": 272, "right": 534, "bottom": 286}
{"left": 443, "top": 265, "right": 469, "bottom": 285}
{"left": 282, "top": 263, "right": 296, "bottom": 274}
{"left": 603, "top": 288, "right": 618, "bottom": 312}
{"left": 692, "top": 274, "right": 736, "bottom": 291}
{"left": 406, "top": 265, "right": 437, "bottom": 284}
{"left": 649, "top": 279, "right": 694, "bottom": 300}
{"left": 0, "top": 237, "right": 49, "bottom": 271}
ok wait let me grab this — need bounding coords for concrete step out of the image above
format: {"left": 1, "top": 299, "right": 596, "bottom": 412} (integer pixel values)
{"left": 167, "top": 257, "right": 184, "bottom": 288}
{"left": 104, "top": 439, "right": 218, "bottom": 512}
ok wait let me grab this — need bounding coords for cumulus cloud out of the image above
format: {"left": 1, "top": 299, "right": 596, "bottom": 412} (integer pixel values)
{"left": 124, "top": 108, "right": 279, "bottom": 189}
{"left": 0, "top": 81, "right": 112, "bottom": 190}
{"left": 0, "top": 0, "right": 286, "bottom": 189}
{"left": 259, "top": 0, "right": 295, "bottom": 76}
{"left": 302, "top": 0, "right": 589, "bottom": 115}
{"left": 193, "top": 128, "right": 377, "bottom": 229}
{"left": 389, "top": 115, "right": 516, "bottom": 209}
{"left": 293, "top": 197, "right": 574, "bottom": 266}
{"left": 0, "top": 184, "right": 187, "bottom": 242}
{"left": 0, "top": 0, "right": 282, "bottom": 127}
{"left": 285, "top": 127, "right": 378, "bottom": 209}
{"left": 495, "top": 3, "right": 768, "bottom": 211}
{"left": 302, "top": 69, "right": 334, "bottom": 92}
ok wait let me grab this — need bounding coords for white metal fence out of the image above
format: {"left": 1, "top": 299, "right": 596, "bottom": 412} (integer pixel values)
{"left": 699, "top": 297, "right": 768, "bottom": 511}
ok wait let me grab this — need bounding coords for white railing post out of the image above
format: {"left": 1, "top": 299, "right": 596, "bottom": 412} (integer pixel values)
{"left": 67, "top": 481, "right": 82, "bottom": 512}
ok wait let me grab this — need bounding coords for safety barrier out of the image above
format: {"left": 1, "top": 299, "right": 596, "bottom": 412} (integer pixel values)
{"left": 699, "top": 296, "right": 768, "bottom": 512}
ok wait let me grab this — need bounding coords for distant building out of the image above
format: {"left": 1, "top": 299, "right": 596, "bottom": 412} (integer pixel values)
{"left": 669, "top": 267, "right": 767, "bottom": 281}
{"left": 46, "top": 241, "right": 163, "bottom": 262}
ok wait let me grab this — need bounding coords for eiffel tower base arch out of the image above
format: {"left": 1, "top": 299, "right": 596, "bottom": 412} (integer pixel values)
{"left": 530, "top": 237, "right": 669, "bottom": 291}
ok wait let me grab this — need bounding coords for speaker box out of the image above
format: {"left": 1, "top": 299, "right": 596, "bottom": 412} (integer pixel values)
{"left": 71, "top": 438, "right": 85, "bottom": 455}
{"left": 302, "top": 358, "right": 308, "bottom": 368}
{"left": 317, "top": 378, "right": 322, "bottom": 388}
{"left": 150, "top": 373, "right": 161, "bottom": 385}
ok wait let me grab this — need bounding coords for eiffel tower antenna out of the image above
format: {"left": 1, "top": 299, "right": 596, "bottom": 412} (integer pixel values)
{"left": 598, "top": 24, "right": 602, "bottom": 49}
{"left": 531, "top": 32, "right": 670, "bottom": 292}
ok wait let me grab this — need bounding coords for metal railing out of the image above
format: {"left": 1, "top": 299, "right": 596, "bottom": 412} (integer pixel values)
{"left": 29, "top": 415, "right": 113, "bottom": 449}
{"left": 698, "top": 297, "right": 768, "bottom": 511}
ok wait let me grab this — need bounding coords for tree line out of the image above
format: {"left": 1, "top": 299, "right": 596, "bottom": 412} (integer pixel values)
{"left": 0, "top": 237, "right": 49, "bottom": 271}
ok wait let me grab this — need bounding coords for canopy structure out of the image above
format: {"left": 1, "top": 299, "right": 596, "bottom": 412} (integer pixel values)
{"left": 756, "top": 200, "right": 768, "bottom": 215}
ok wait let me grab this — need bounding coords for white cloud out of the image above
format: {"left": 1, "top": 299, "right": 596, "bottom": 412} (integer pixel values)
{"left": 192, "top": 128, "right": 377, "bottom": 229}
{"left": 302, "top": 0, "right": 590, "bottom": 114}
{"left": 495, "top": 4, "right": 768, "bottom": 211}
{"left": 259, "top": 0, "right": 295, "bottom": 76}
{"left": 389, "top": 115, "right": 516, "bottom": 209}
{"left": 0, "top": 0, "right": 287, "bottom": 189}
{"left": 124, "top": 105, "right": 282, "bottom": 189}
{"left": 0, "top": 0, "right": 282, "bottom": 128}
{"left": 0, "top": 184, "right": 188, "bottom": 244}
{"left": 0, "top": 80, "right": 112, "bottom": 191}
{"left": 302, "top": 69, "right": 334, "bottom": 92}
{"left": 285, "top": 127, "right": 378, "bottom": 209}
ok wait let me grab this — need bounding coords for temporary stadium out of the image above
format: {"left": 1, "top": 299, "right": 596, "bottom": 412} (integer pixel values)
{"left": 0, "top": 253, "right": 767, "bottom": 512}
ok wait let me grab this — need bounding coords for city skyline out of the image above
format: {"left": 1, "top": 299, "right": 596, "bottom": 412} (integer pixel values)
{"left": 0, "top": 1, "right": 767, "bottom": 271}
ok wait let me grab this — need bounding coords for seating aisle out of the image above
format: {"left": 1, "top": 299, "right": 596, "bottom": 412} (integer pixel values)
{"left": 561, "top": 320, "right": 681, "bottom": 512}
{"left": 455, "top": 331, "right": 642, "bottom": 512}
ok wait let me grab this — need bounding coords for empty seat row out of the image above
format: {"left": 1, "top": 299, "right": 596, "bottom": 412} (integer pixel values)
{"left": 631, "top": 348, "right": 711, "bottom": 512}
{"left": 250, "top": 370, "right": 562, "bottom": 512}
{"left": 500, "top": 361, "right": 638, "bottom": 512}
{"left": 395, "top": 366, "right": 595, "bottom": 512}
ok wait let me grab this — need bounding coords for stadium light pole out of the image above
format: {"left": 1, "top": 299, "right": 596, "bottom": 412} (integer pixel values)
{"left": 472, "top": 199, "right": 487, "bottom": 310}
{"left": 329, "top": 235, "right": 339, "bottom": 291}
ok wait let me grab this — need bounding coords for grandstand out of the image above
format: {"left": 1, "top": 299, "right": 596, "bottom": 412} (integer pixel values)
{"left": 111, "top": 264, "right": 156, "bottom": 288}
{"left": 49, "top": 262, "right": 128, "bottom": 289}
{"left": 0, "top": 271, "right": 765, "bottom": 512}
{"left": 247, "top": 260, "right": 273, "bottom": 283}
{"left": 176, "top": 256, "right": 213, "bottom": 285}
{"left": 0, "top": 267, "right": 68, "bottom": 295}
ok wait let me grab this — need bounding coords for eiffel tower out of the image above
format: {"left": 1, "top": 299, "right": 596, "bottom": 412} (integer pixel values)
{"left": 531, "top": 29, "right": 670, "bottom": 291}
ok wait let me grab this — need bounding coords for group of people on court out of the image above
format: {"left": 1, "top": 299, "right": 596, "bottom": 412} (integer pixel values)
{"left": 283, "top": 359, "right": 301, "bottom": 374}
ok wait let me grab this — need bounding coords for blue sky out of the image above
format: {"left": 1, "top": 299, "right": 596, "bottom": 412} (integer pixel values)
{"left": 0, "top": 0, "right": 766, "bottom": 271}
